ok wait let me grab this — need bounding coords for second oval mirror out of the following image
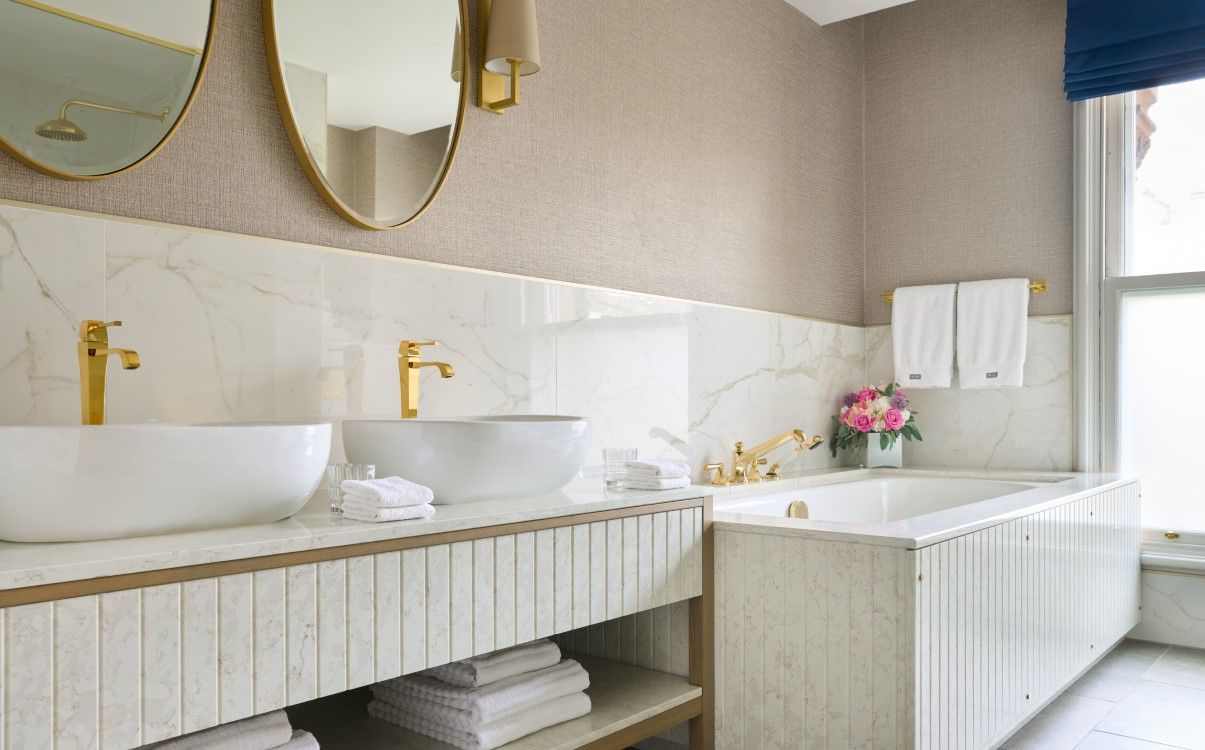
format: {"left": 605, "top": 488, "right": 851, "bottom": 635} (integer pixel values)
{"left": 264, "top": 0, "right": 467, "bottom": 230}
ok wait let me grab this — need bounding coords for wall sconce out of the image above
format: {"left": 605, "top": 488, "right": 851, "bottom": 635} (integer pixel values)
{"left": 478, "top": 0, "right": 540, "bottom": 113}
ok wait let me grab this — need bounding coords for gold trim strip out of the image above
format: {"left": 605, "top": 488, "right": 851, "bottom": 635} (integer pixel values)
{"left": 10, "top": 0, "right": 203, "bottom": 55}
{"left": 0, "top": 497, "right": 706, "bottom": 609}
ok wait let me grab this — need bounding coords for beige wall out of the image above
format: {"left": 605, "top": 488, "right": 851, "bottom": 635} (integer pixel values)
{"left": 862, "top": 0, "right": 1072, "bottom": 325}
{"left": 0, "top": 0, "right": 867, "bottom": 325}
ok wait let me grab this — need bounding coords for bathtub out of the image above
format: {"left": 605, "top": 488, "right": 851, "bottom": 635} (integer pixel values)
{"left": 711, "top": 469, "right": 1142, "bottom": 749}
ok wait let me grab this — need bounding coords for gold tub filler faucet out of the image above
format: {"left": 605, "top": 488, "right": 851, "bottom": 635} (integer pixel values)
{"left": 78, "top": 320, "right": 140, "bottom": 425}
{"left": 703, "top": 429, "right": 824, "bottom": 485}
{"left": 399, "top": 340, "right": 455, "bottom": 418}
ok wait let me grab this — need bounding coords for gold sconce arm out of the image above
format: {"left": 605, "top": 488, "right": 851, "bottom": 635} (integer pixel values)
{"left": 483, "top": 58, "right": 523, "bottom": 113}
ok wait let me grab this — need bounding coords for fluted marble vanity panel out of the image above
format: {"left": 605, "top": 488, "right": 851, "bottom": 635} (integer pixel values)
{"left": 0, "top": 507, "right": 704, "bottom": 749}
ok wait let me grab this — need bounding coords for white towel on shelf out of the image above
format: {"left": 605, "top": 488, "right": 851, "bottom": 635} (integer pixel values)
{"left": 373, "top": 659, "right": 589, "bottom": 728}
{"left": 891, "top": 284, "right": 957, "bottom": 389}
{"left": 270, "top": 730, "right": 320, "bottom": 750}
{"left": 422, "top": 639, "right": 562, "bottom": 688}
{"left": 367, "top": 691, "right": 592, "bottom": 750}
{"left": 624, "top": 475, "right": 691, "bottom": 491}
{"left": 342, "top": 500, "right": 435, "bottom": 523}
{"left": 956, "top": 278, "right": 1029, "bottom": 388}
{"left": 142, "top": 710, "right": 294, "bottom": 750}
{"left": 340, "top": 476, "right": 434, "bottom": 507}
{"left": 624, "top": 459, "right": 691, "bottom": 479}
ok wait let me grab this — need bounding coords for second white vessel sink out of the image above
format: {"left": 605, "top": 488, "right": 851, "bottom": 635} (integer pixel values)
{"left": 0, "top": 422, "right": 331, "bottom": 542}
{"left": 342, "top": 415, "right": 592, "bottom": 503}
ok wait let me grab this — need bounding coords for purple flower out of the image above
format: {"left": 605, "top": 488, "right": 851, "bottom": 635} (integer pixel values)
{"left": 889, "top": 393, "right": 908, "bottom": 410}
{"left": 842, "top": 392, "right": 857, "bottom": 408}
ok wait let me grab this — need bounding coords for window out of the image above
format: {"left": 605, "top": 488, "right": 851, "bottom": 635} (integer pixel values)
{"left": 1093, "top": 79, "right": 1205, "bottom": 533}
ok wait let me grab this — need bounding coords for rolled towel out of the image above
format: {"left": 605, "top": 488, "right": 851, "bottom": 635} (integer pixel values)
{"left": 625, "top": 459, "right": 691, "bottom": 479}
{"left": 623, "top": 475, "right": 691, "bottom": 491}
{"left": 367, "top": 691, "right": 591, "bottom": 750}
{"left": 373, "top": 659, "right": 589, "bottom": 727}
{"left": 141, "top": 710, "right": 293, "bottom": 749}
{"left": 271, "top": 730, "right": 320, "bottom": 749}
{"left": 340, "top": 476, "right": 434, "bottom": 507}
{"left": 342, "top": 501, "right": 435, "bottom": 523}
{"left": 422, "top": 638, "right": 561, "bottom": 688}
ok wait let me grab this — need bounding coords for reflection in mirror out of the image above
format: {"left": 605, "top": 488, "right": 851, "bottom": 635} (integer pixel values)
{"left": 0, "top": 0, "right": 215, "bottom": 179}
{"left": 266, "top": 0, "right": 467, "bottom": 229}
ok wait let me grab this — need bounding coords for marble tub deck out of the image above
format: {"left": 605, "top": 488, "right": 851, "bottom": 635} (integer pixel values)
{"left": 1005, "top": 640, "right": 1205, "bottom": 749}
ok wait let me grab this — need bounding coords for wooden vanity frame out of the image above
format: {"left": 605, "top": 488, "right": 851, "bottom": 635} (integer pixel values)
{"left": 0, "top": 497, "right": 714, "bottom": 750}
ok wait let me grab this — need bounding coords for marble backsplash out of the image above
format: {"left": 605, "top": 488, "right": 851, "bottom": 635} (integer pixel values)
{"left": 0, "top": 201, "right": 865, "bottom": 479}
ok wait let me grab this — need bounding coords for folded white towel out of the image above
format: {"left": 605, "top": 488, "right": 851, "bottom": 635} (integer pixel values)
{"left": 624, "top": 459, "right": 691, "bottom": 479}
{"left": 422, "top": 639, "right": 561, "bottom": 688}
{"left": 342, "top": 502, "right": 435, "bottom": 523}
{"left": 374, "top": 659, "right": 589, "bottom": 728}
{"left": 368, "top": 691, "right": 591, "bottom": 750}
{"left": 892, "top": 283, "right": 956, "bottom": 389}
{"left": 142, "top": 710, "right": 293, "bottom": 750}
{"left": 956, "top": 278, "right": 1029, "bottom": 388}
{"left": 271, "top": 730, "right": 320, "bottom": 750}
{"left": 623, "top": 475, "right": 691, "bottom": 491}
{"left": 340, "top": 476, "right": 434, "bottom": 507}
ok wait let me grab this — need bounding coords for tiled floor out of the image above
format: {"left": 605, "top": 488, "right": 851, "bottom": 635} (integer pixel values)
{"left": 1003, "top": 640, "right": 1205, "bottom": 749}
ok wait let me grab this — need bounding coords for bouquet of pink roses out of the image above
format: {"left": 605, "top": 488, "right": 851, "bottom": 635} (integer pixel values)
{"left": 831, "top": 383, "right": 922, "bottom": 454}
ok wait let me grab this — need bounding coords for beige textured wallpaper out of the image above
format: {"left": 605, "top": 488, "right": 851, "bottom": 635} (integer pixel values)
{"left": 0, "top": 0, "right": 866, "bottom": 325}
{"left": 862, "top": 0, "right": 1073, "bottom": 325}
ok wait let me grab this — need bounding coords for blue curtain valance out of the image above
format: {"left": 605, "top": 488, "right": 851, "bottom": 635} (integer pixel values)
{"left": 1065, "top": 0, "right": 1205, "bottom": 101}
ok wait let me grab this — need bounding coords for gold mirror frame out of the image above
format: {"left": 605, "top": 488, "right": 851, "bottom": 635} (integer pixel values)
{"left": 261, "top": 0, "right": 469, "bottom": 231}
{"left": 0, "top": 1, "right": 219, "bottom": 182}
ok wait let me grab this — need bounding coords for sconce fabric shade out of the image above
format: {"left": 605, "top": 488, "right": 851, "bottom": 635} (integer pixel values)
{"left": 484, "top": 0, "right": 540, "bottom": 76}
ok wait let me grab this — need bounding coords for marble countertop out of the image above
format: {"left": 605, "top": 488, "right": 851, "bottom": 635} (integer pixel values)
{"left": 712, "top": 466, "right": 1136, "bottom": 548}
{"left": 0, "top": 480, "right": 711, "bottom": 592}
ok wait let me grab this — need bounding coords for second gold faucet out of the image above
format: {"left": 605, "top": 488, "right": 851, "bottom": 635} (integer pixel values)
{"left": 398, "top": 340, "right": 455, "bottom": 418}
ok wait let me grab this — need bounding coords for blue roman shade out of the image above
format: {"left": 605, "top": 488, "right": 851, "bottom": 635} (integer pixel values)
{"left": 1064, "top": 0, "right": 1205, "bottom": 101}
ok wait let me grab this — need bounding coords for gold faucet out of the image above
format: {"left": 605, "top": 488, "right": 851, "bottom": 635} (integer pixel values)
{"left": 399, "top": 340, "right": 455, "bottom": 418}
{"left": 703, "top": 429, "right": 824, "bottom": 485}
{"left": 78, "top": 320, "right": 140, "bottom": 425}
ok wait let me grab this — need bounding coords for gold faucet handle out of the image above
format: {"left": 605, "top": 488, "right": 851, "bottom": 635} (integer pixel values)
{"left": 703, "top": 462, "right": 729, "bottom": 486}
{"left": 766, "top": 462, "right": 781, "bottom": 478}
{"left": 79, "top": 320, "right": 122, "bottom": 341}
{"left": 399, "top": 339, "right": 440, "bottom": 355}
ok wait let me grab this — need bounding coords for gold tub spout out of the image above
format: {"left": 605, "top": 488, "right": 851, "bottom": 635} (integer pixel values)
{"left": 731, "top": 429, "right": 824, "bottom": 482}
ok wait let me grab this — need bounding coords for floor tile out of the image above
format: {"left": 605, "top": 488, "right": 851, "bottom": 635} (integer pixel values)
{"left": 1096, "top": 680, "right": 1205, "bottom": 750}
{"left": 1143, "top": 646, "right": 1205, "bottom": 691}
{"left": 1003, "top": 693, "right": 1114, "bottom": 750}
{"left": 1076, "top": 731, "right": 1189, "bottom": 749}
{"left": 1068, "top": 641, "right": 1170, "bottom": 703}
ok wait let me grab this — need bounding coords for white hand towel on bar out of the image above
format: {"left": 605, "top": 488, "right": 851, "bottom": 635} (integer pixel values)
{"left": 141, "top": 710, "right": 293, "bottom": 749}
{"left": 342, "top": 500, "right": 435, "bottom": 523}
{"left": 623, "top": 475, "right": 691, "bottom": 491}
{"left": 367, "top": 691, "right": 592, "bottom": 750}
{"left": 624, "top": 459, "right": 691, "bottom": 479}
{"left": 340, "top": 476, "right": 434, "bottom": 507}
{"left": 372, "top": 659, "right": 590, "bottom": 727}
{"left": 421, "top": 639, "right": 561, "bottom": 688}
{"left": 891, "top": 284, "right": 956, "bottom": 389}
{"left": 271, "top": 730, "right": 320, "bottom": 750}
{"left": 956, "top": 278, "right": 1029, "bottom": 388}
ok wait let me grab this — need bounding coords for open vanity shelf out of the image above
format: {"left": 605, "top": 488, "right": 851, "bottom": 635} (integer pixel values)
{"left": 287, "top": 655, "right": 703, "bottom": 750}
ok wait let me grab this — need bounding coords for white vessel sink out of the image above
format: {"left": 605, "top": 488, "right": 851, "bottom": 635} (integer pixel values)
{"left": 0, "top": 422, "right": 331, "bottom": 542}
{"left": 342, "top": 416, "right": 592, "bottom": 504}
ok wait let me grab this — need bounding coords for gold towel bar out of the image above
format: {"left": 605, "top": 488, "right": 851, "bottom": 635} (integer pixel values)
{"left": 881, "top": 278, "right": 1047, "bottom": 304}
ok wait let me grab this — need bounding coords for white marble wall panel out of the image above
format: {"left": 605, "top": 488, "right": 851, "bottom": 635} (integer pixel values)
{"left": 1131, "top": 570, "right": 1205, "bottom": 649}
{"left": 865, "top": 316, "right": 1074, "bottom": 471}
{"left": 0, "top": 507, "right": 703, "bottom": 748}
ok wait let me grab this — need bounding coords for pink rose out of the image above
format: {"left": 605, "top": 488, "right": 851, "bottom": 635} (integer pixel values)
{"left": 853, "top": 413, "right": 874, "bottom": 433}
{"left": 856, "top": 388, "right": 878, "bottom": 403}
{"left": 884, "top": 408, "right": 905, "bottom": 431}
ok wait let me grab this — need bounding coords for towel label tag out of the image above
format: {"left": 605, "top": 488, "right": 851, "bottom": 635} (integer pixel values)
{"left": 986, "top": 372, "right": 998, "bottom": 379}
{"left": 909, "top": 373, "right": 922, "bottom": 380}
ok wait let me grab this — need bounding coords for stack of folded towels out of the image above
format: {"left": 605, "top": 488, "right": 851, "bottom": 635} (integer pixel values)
{"left": 624, "top": 458, "right": 692, "bottom": 490}
{"left": 367, "top": 639, "right": 591, "bottom": 750}
{"left": 340, "top": 476, "right": 435, "bottom": 523}
{"left": 142, "top": 709, "right": 317, "bottom": 749}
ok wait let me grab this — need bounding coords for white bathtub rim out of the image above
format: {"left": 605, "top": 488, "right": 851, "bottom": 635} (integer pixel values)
{"left": 713, "top": 468, "right": 1137, "bottom": 549}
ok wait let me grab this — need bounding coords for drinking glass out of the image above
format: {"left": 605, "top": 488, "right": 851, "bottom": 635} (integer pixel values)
{"left": 601, "top": 448, "right": 637, "bottom": 489}
{"left": 326, "top": 463, "right": 375, "bottom": 514}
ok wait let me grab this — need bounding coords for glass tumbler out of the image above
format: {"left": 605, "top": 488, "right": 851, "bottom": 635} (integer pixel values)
{"left": 326, "top": 463, "right": 375, "bottom": 514}
{"left": 601, "top": 448, "right": 637, "bottom": 489}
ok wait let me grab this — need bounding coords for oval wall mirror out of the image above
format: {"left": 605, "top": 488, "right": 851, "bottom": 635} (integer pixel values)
{"left": 264, "top": 0, "right": 468, "bottom": 230}
{"left": 0, "top": 0, "right": 217, "bottom": 180}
